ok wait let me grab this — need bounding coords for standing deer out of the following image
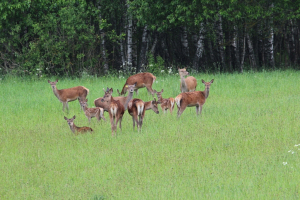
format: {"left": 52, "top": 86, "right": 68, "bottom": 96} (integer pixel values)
{"left": 94, "top": 83, "right": 136, "bottom": 111}
{"left": 48, "top": 79, "right": 89, "bottom": 111}
{"left": 79, "top": 99, "right": 106, "bottom": 122}
{"left": 175, "top": 79, "right": 214, "bottom": 118}
{"left": 178, "top": 67, "right": 197, "bottom": 92}
{"left": 64, "top": 115, "right": 93, "bottom": 134}
{"left": 127, "top": 98, "right": 159, "bottom": 131}
{"left": 119, "top": 72, "right": 156, "bottom": 96}
{"left": 101, "top": 88, "right": 125, "bottom": 136}
{"left": 154, "top": 89, "right": 175, "bottom": 114}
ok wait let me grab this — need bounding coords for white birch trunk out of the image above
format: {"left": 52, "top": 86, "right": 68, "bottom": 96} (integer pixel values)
{"left": 192, "top": 22, "right": 205, "bottom": 71}
{"left": 127, "top": 1, "right": 133, "bottom": 73}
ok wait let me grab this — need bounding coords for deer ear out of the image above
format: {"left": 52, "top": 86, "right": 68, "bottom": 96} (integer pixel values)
{"left": 73, "top": 115, "right": 76, "bottom": 119}
{"left": 48, "top": 80, "right": 51, "bottom": 83}
{"left": 202, "top": 79, "right": 205, "bottom": 84}
{"left": 161, "top": 89, "right": 164, "bottom": 92}
{"left": 64, "top": 116, "right": 67, "bottom": 120}
{"left": 154, "top": 98, "right": 156, "bottom": 102}
{"left": 85, "top": 99, "right": 88, "bottom": 102}
{"left": 56, "top": 79, "right": 58, "bottom": 82}
{"left": 210, "top": 79, "right": 214, "bottom": 83}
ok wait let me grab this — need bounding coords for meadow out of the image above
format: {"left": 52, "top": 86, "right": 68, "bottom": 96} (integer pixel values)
{"left": 1, "top": 70, "right": 300, "bottom": 199}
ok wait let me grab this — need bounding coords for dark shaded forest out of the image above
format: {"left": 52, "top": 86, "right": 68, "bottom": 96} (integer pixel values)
{"left": 1, "top": 0, "right": 300, "bottom": 76}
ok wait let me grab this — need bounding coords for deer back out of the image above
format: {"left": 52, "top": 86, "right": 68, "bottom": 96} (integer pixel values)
{"left": 58, "top": 86, "right": 89, "bottom": 101}
{"left": 121, "top": 72, "right": 156, "bottom": 94}
{"left": 178, "top": 91, "right": 206, "bottom": 106}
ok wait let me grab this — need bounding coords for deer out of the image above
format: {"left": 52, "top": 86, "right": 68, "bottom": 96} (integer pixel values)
{"left": 48, "top": 79, "right": 89, "bottom": 111}
{"left": 64, "top": 115, "right": 93, "bottom": 135}
{"left": 178, "top": 67, "right": 197, "bottom": 93}
{"left": 101, "top": 88, "right": 125, "bottom": 136}
{"left": 127, "top": 98, "right": 159, "bottom": 131}
{"left": 79, "top": 99, "right": 106, "bottom": 122}
{"left": 94, "top": 83, "right": 136, "bottom": 111}
{"left": 175, "top": 79, "right": 214, "bottom": 118}
{"left": 119, "top": 72, "right": 156, "bottom": 96}
{"left": 154, "top": 89, "right": 175, "bottom": 114}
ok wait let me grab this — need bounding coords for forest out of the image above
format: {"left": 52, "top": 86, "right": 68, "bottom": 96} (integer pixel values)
{"left": 1, "top": 0, "right": 300, "bottom": 76}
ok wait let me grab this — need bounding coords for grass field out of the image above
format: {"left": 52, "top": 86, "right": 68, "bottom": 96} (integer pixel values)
{"left": 1, "top": 70, "right": 300, "bottom": 199}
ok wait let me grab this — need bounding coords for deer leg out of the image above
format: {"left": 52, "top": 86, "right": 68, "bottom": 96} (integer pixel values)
{"left": 132, "top": 116, "right": 136, "bottom": 131}
{"left": 118, "top": 116, "right": 123, "bottom": 132}
{"left": 139, "top": 115, "right": 143, "bottom": 130}
{"left": 199, "top": 105, "right": 203, "bottom": 115}
{"left": 145, "top": 85, "right": 154, "bottom": 96}
{"left": 177, "top": 105, "right": 187, "bottom": 118}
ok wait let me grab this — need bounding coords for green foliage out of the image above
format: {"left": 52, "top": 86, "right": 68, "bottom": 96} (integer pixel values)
{"left": 146, "top": 53, "right": 165, "bottom": 75}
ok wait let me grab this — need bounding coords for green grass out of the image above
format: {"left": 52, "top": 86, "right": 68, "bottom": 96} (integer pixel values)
{"left": 1, "top": 70, "right": 300, "bottom": 199}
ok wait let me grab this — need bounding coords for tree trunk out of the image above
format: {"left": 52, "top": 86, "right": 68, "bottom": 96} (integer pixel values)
{"left": 217, "top": 14, "right": 225, "bottom": 71}
{"left": 98, "top": 2, "right": 108, "bottom": 75}
{"left": 192, "top": 22, "right": 205, "bottom": 71}
{"left": 127, "top": 0, "right": 133, "bottom": 73}
{"left": 232, "top": 25, "right": 241, "bottom": 73}
{"left": 138, "top": 25, "right": 148, "bottom": 72}
{"left": 181, "top": 26, "right": 189, "bottom": 65}
{"left": 246, "top": 33, "right": 257, "bottom": 70}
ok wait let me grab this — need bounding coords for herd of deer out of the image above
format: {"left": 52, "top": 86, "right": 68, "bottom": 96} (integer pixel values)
{"left": 48, "top": 68, "right": 214, "bottom": 136}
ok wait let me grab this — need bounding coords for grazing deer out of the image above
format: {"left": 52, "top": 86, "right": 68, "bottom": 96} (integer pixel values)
{"left": 178, "top": 67, "right": 197, "bottom": 93}
{"left": 175, "top": 79, "right": 214, "bottom": 118}
{"left": 101, "top": 88, "right": 125, "bottom": 136}
{"left": 127, "top": 98, "right": 159, "bottom": 131}
{"left": 48, "top": 79, "right": 89, "bottom": 111}
{"left": 64, "top": 115, "right": 93, "bottom": 134}
{"left": 119, "top": 72, "right": 156, "bottom": 96}
{"left": 94, "top": 83, "right": 136, "bottom": 111}
{"left": 154, "top": 89, "right": 175, "bottom": 114}
{"left": 79, "top": 99, "right": 106, "bottom": 122}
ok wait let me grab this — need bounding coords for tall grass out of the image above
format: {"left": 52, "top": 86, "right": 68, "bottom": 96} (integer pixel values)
{"left": 1, "top": 70, "right": 300, "bottom": 199}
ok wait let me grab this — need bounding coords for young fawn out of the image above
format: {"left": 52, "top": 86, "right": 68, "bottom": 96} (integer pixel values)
{"left": 154, "top": 89, "right": 175, "bottom": 114}
{"left": 79, "top": 99, "right": 106, "bottom": 122}
{"left": 64, "top": 115, "right": 93, "bottom": 134}
{"left": 48, "top": 79, "right": 89, "bottom": 111}
{"left": 178, "top": 67, "right": 197, "bottom": 92}
{"left": 175, "top": 79, "right": 214, "bottom": 118}
{"left": 101, "top": 88, "right": 125, "bottom": 136}
{"left": 127, "top": 98, "right": 159, "bottom": 131}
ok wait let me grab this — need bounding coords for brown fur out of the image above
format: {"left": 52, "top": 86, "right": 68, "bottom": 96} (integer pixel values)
{"left": 154, "top": 89, "right": 175, "bottom": 114}
{"left": 64, "top": 115, "right": 93, "bottom": 135}
{"left": 101, "top": 88, "right": 125, "bottom": 136}
{"left": 48, "top": 79, "right": 89, "bottom": 111}
{"left": 120, "top": 72, "right": 156, "bottom": 95}
{"left": 178, "top": 68, "right": 197, "bottom": 92}
{"left": 175, "top": 79, "right": 214, "bottom": 118}
{"left": 79, "top": 99, "right": 106, "bottom": 122}
{"left": 128, "top": 98, "right": 159, "bottom": 131}
{"left": 94, "top": 84, "right": 136, "bottom": 111}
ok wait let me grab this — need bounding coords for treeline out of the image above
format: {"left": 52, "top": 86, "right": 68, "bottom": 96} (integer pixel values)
{"left": 1, "top": 0, "right": 300, "bottom": 76}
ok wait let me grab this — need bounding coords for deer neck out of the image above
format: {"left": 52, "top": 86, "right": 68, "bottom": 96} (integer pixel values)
{"left": 144, "top": 101, "right": 152, "bottom": 110}
{"left": 69, "top": 124, "right": 76, "bottom": 133}
{"left": 52, "top": 86, "right": 61, "bottom": 99}
{"left": 124, "top": 92, "right": 134, "bottom": 110}
{"left": 204, "top": 86, "right": 210, "bottom": 99}
{"left": 180, "top": 75, "right": 187, "bottom": 91}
